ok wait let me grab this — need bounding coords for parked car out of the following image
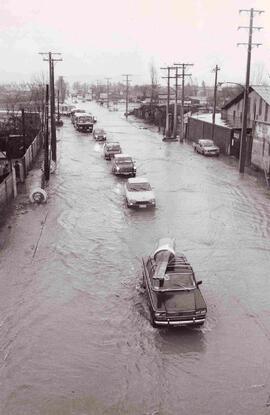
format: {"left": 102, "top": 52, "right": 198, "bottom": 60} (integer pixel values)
{"left": 103, "top": 142, "right": 122, "bottom": 160}
{"left": 142, "top": 238, "right": 207, "bottom": 328}
{"left": 93, "top": 128, "right": 106, "bottom": 141}
{"left": 74, "top": 113, "right": 94, "bottom": 132}
{"left": 124, "top": 177, "right": 155, "bottom": 208}
{"left": 111, "top": 154, "right": 136, "bottom": 177}
{"left": 193, "top": 139, "right": 220, "bottom": 156}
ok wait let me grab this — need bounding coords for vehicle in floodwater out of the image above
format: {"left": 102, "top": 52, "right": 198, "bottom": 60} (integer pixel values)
{"left": 142, "top": 238, "right": 207, "bottom": 327}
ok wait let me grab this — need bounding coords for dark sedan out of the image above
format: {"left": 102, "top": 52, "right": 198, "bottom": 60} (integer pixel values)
{"left": 93, "top": 128, "right": 106, "bottom": 141}
{"left": 142, "top": 238, "right": 207, "bottom": 327}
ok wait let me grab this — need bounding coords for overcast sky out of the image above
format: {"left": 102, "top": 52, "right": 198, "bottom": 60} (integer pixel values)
{"left": 0, "top": 0, "right": 270, "bottom": 87}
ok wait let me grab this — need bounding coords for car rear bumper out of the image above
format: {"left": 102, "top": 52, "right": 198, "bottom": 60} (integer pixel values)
{"left": 114, "top": 171, "right": 135, "bottom": 176}
{"left": 154, "top": 318, "right": 205, "bottom": 326}
{"left": 128, "top": 201, "right": 155, "bottom": 208}
{"left": 204, "top": 152, "right": 219, "bottom": 156}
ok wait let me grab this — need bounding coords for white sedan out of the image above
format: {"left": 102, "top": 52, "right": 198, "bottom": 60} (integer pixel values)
{"left": 193, "top": 139, "right": 220, "bottom": 156}
{"left": 124, "top": 177, "right": 156, "bottom": 208}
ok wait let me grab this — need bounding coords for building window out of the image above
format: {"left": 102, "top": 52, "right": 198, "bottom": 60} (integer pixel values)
{"left": 264, "top": 103, "right": 269, "bottom": 122}
{"left": 240, "top": 112, "right": 242, "bottom": 122}
{"left": 233, "top": 110, "right": 236, "bottom": 120}
{"left": 259, "top": 97, "right": 262, "bottom": 115}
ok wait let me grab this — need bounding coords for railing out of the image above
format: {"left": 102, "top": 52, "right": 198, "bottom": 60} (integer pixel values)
{"left": 22, "top": 130, "right": 43, "bottom": 175}
{"left": 0, "top": 130, "right": 44, "bottom": 212}
{"left": 0, "top": 173, "right": 14, "bottom": 210}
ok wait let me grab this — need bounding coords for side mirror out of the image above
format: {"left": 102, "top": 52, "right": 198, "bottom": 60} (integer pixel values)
{"left": 197, "top": 280, "right": 202, "bottom": 286}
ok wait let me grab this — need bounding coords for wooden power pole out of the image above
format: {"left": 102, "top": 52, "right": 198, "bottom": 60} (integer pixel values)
{"left": 105, "top": 77, "right": 111, "bottom": 109}
{"left": 122, "top": 74, "right": 132, "bottom": 118}
{"left": 211, "top": 64, "right": 220, "bottom": 141}
{"left": 39, "top": 52, "right": 62, "bottom": 163}
{"left": 44, "top": 84, "right": 50, "bottom": 181}
{"left": 161, "top": 66, "right": 175, "bottom": 138}
{"left": 174, "top": 63, "right": 193, "bottom": 142}
{"left": 237, "top": 8, "right": 264, "bottom": 173}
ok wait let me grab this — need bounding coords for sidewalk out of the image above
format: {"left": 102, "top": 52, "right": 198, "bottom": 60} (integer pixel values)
{"left": 0, "top": 153, "right": 48, "bottom": 253}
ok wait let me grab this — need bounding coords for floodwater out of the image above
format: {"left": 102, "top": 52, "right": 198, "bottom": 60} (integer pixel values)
{"left": 0, "top": 102, "right": 270, "bottom": 415}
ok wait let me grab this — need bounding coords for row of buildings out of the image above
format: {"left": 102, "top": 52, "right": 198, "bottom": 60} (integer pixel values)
{"left": 132, "top": 85, "right": 270, "bottom": 182}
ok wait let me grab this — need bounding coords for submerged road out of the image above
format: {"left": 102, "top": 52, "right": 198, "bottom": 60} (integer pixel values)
{"left": 0, "top": 101, "right": 270, "bottom": 415}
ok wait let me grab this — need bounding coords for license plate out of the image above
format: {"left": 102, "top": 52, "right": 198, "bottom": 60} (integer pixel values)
{"left": 139, "top": 204, "right": 147, "bottom": 208}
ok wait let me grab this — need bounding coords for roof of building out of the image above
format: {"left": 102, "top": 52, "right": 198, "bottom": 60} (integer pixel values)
{"left": 252, "top": 85, "right": 270, "bottom": 105}
{"left": 222, "top": 85, "right": 270, "bottom": 110}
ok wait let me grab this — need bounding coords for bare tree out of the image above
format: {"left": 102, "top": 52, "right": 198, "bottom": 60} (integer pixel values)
{"left": 149, "top": 60, "right": 159, "bottom": 108}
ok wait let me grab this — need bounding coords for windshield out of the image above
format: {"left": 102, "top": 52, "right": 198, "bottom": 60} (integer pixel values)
{"left": 78, "top": 116, "right": 92, "bottom": 122}
{"left": 107, "top": 144, "right": 120, "bottom": 150}
{"left": 117, "top": 157, "right": 132, "bottom": 163}
{"left": 127, "top": 182, "right": 151, "bottom": 191}
{"left": 201, "top": 140, "right": 215, "bottom": 147}
{"left": 74, "top": 110, "right": 85, "bottom": 114}
{"left": 96, "top": 129, "right": 105, "bottom": 134}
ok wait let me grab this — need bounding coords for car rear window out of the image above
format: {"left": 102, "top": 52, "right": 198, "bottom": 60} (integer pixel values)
{"left": 117, "top": 157, "right": 132, "bottom": 163}
{"left": 127, "top": 182, "right": 151, "bottom": 191}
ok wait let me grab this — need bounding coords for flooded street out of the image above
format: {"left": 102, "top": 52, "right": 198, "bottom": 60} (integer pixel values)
{"left": 1, "top": 102, "right": 270, "bottom": 415}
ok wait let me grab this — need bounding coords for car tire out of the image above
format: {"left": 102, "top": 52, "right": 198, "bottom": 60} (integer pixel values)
{"left": 142, "top": 275, "right": 146, "bottom": 289}
{"left": 150, "top": 311, "right": 158, "bottom": 328}
{"left": 194, "top": 322, "right": 204, "bottom": 327}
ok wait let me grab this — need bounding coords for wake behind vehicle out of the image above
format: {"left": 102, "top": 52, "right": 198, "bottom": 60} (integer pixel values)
{"left": 193, "top": 139, "right": 220, "bottom": 156}
{"left": 111, "top": 154, "right": 136, "bottom": 177}
{"left": 93, "top": 128, "right": 106, "bottom": 141}
{"left": 103, "top": 142, "right": 122, "bottom": 160}
{"left": 124, "top": 177, "right": 155, "bottom": 208}
{"left": 142, "top": 238, "right": 207, "bottom": 327}
{"left": 74, "top": 113, "right": 94, "bottom": 132}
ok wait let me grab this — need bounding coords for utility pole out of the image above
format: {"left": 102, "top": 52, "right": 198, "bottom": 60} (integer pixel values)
{"left": 57, "top": 90, "right": 60, "bottom": 123}
{"left": 20, "top": 107, "right": 26, "bottom": 179}
{"left": 174, "top": 63, "right": 193, "bottom": 142}
{"left": 122, "top": 74, "right": 132, "bottom": 118}
{"left": 172, "top": 66, "right": 179, "bottom": 139}
{"left": 161, "top": 66, "right": 175, "bottom": 138}
{"left": 44, "top": 84, "right": 50, "bottom": 181}
{"left": 211, "top": 64, "right": 220, "bottom": 141}
{"left": 39, "top": 52, "right": 62, "bottom": 163}
{"left": 105, "top": 77, "right": 111, "bottom": 108}
{"left": 237, "top": 8, "right": 264, "bottom": 173}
